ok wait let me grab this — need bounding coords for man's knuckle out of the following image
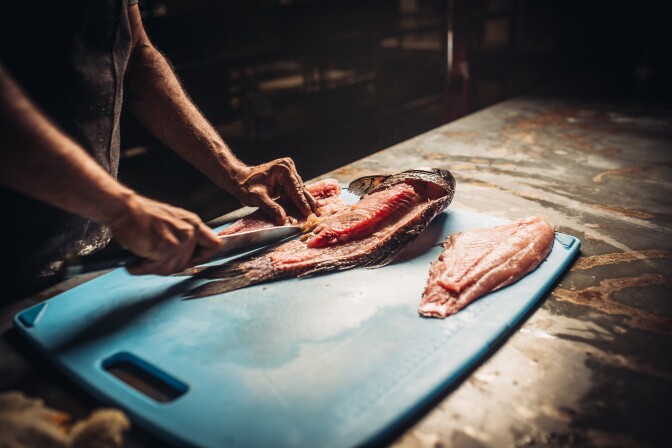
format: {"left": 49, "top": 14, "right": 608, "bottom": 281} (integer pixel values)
{"left": 165, "top": 237, "right": 181, "bottom": 251}
{"left": 183, "top": 227, "right": 196, "bottom": 241}
{"left": 273, "top": 158, "right": 292, "bottom": 171}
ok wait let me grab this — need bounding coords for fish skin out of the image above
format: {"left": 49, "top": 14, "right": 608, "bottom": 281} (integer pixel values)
{"left": 419, "top": 216, "right": 555, "bottom": 318}
{"left": 348, "top": 168, "right": 455, "bottom": 198}
{"left": 346, "top": 174, "right": 391, "bottom": 197}
{"left": 181, "top": 169, "right": 456, "bottom": 299}
{"left": 305, "top": 178, "right": 343, "bottom": 200}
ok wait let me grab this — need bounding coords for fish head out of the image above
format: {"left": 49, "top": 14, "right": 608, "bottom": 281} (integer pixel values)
{"left": 347, "top": 174, "right": 392, "bottom": 197}
{"left": 348, "top": 168, "right": 456, "bottom": 201}
{"left": 430, "top": 168, "right": 456, "bottom": 192}
{"left": 391, "top": 168, "right": 456, "bottom": 201}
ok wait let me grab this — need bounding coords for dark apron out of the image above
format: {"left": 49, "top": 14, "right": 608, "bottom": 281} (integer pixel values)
{"left": 0, "top": 0, "right": 134, "bottom": 298}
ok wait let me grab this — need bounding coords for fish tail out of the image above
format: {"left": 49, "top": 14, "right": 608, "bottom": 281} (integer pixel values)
{"left": 189, "top": 262, "right": 248, "bottom": 280}
{"left": 182, "top": 258, "right": 275, "bottom": 298}
{"left": 183, "top": 276, "right": 256, "bottom": 299}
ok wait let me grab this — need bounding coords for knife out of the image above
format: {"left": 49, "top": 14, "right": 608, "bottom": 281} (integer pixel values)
{"left": 62, "top": 225, "right": 302, "bottom": 278}
{"left": 205, "top": 206, "right": 258, "bottom": 228}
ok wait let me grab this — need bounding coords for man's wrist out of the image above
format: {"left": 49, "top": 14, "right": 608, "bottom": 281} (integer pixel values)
{"left": 95, "top": 187, "right": 139, "bottom": 227}
{"left": 210, "top": 145, "right": 250, "bottom": 193}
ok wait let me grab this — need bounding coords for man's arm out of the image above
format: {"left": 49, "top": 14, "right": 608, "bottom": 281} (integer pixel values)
{"left": 0, "top": 67, "right": 132, "bottom": 225}
{"left": 125, "top": 5, "right": 318, "bottom": 225}
{"left": 0, "top": 67, "right": 222, "bottom": 275}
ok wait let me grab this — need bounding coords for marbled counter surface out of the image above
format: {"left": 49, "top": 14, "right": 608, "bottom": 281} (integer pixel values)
{"left": 323, "top": 79, "right": 672, "bottom": 448}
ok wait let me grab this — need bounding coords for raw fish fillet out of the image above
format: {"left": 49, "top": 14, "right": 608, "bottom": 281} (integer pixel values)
{"left": 308, "top": 183, "right": 419, "bottom": 248}
{"left": 180, "top": 169, "right": 456, "bottom": 298}
{"left": 419, "top": 216, "right": 555, "bottom": 318}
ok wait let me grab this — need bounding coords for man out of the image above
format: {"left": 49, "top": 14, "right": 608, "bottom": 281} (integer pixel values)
{"left": 0, "top": 0, "right": 319, "bottom": 298}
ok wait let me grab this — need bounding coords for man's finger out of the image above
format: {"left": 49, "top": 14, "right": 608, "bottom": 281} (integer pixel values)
{"left": 272, "top": 161, "right": 319, "bottom": 216}
{"left": 190, "top": 228, "right": 224, "bottom": 265}
{"left": 197, "top": 223, "right": 223, "bottom": 248}
{"left": 286, "top": 163, "right": 320, "bottom": 214}
{"left": 304, "top": 189, "right": 320, "bottom": 215}
{"left": 170, "top": 237, "right": 199, "bottom": 274}
{"left": 143, "top": 236, "right": 195, "bottom": 276}
{"left": 254, "top": 194, "right": 286, "bottom": 225}
{"left": 280, "top": 175, "right": 313, "bottom": 217}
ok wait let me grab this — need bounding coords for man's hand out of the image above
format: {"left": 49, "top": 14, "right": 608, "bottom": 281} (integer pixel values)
{"left": 233, "top": 157, "right": 320, "bottom": 225}
{"left": 106, "top": 194, "right": 223, "bottom": 275}
{"left": 1, "top": 67, "right": 224, "bottom": 277}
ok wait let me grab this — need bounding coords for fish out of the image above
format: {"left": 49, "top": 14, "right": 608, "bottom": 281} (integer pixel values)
{"left": 347, "top": 168, "right": 455, "bottom": 197}
{"left": 418, "top": 216, "right": 555, "bottom": 318}
{"left": 180, "top": 168, "right": 456, "bottom": 299}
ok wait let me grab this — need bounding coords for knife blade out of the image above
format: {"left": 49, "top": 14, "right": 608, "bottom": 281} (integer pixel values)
{"left": 62, "top": 225, "right": 301, "bottom": 278}
{"left": 205, "top": 206, "right": 258, "bottom": 228}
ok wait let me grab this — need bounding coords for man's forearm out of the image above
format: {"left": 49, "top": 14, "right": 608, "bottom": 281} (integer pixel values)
{"left": 125, "top": 8, "right": 246, "bottom": 195}
{"left": 123, "top": 6, "right": 319, "bottom": 223}
{"left": 0, "top": 68, "right": 135, "bottom": 225}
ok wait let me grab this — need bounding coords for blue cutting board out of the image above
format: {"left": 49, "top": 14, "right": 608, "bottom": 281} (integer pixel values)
{"left": 14, "top": 198, "right": 579, "bottom": 448}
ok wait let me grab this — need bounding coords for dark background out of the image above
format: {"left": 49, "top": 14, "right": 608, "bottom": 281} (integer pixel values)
{"left": 119, "top": 0, "right": 670, "bottom": 221}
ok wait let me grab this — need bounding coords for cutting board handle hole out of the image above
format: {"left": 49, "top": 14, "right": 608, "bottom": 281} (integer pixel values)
{"left": 103, "top": 352, "right": 188, "bottom": 403}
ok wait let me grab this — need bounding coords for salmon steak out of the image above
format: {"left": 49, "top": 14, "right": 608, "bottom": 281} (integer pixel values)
{"left": 418, "top": 216, "right": 555, "bottom": 318}
{"left": 180, "top": 169, "right": 456, "bottom": 299}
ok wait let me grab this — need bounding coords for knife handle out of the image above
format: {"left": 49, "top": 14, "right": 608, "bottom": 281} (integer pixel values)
{"left": 61, "top": 209, "right": 248, "bottom": 278}
{"left": 63, "top": 248, "right": 139, "bottom": 278}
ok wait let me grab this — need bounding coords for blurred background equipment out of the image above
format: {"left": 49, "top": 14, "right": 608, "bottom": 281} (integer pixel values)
{"left": 119, "top": 0, "right": 668, "bottom": 220}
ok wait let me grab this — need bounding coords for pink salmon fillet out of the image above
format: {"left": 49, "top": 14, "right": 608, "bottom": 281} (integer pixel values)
{"left": 419, "top": 216, "right": 555, "bottom": 318}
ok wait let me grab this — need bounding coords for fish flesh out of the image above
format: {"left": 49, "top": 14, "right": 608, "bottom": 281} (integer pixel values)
{"left": 307, "top": 183, "right": 419, "bottom": 248}
{"left": 181, "top": 168, "right": 456, "bottom": 299}
{"left": 418, "top": 216, "right": 555, "bottom": 318}
{"left": 419, "top": 216, "right": 554, "bottom": 318}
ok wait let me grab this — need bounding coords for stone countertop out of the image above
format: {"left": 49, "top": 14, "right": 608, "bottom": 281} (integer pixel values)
{"left": 2, "top": 76, "right": 670, "bottom": 447}
{"left": 322, "top": 79, "right": 672, "bottom": 447}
